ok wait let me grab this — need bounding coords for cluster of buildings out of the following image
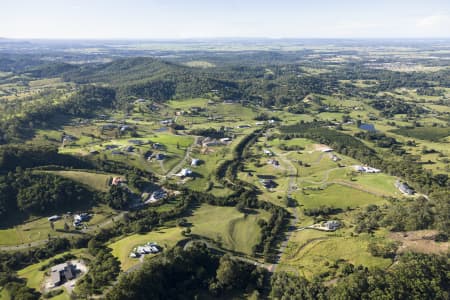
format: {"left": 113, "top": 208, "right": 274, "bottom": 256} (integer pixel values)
{"left": 323, "top": 220, "right": 341, "bottom": 231}
{"left": 130, "top": 242, "right": 161, "bottom": 258}
{"left": 73, "top": 213, "right": 90, "bottom": 227}
{"left": 199, "top": 137, "right": 232, "bottom": 148}
{"left": 146, "top": 189, "right": 167, "bottom": 204}
{"left": 354, "top": 165, "right": 381, "bottom": 173}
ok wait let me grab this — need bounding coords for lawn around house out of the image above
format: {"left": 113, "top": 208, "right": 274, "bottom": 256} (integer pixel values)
{"left": 109, "top": 227, "right": 184, "bottom": 271}
{"left": 17, "top": 249, "right": 87, "bottom": 292}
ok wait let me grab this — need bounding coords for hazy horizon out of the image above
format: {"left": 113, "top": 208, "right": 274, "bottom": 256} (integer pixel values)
{"left": 1, "top": 0, "right": 450, "bottom": 39}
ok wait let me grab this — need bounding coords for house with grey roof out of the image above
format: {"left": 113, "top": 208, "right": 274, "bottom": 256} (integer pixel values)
{"left": 49, "top": 262, "right": 77, "bottom": 287}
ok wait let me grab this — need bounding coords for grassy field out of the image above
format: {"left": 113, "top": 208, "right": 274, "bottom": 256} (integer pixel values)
{"left": 109, "top": 227, "right": 184, "bottom": 271}
{"left": 0, "top": 204, "right": 118, "bottom": 246}
{"left": 280, "top": 231, "right": 392, "bottom": 279}
{"left": 186, "top": 204, "right": 270, "bottom": 255}
{"left": 296, "top": 183, "right": 387, "bottom": 209}
{"left": 391, "top": 127, "right": 450, "bottom": 141}
{"left": 0, "top": 217, "right": 68, "bottom": 246}
{"left": 39, "top": 170, "right": 115, "bottom": 192}
{"left": 168, "top": 98, "right": 210, "bottom": 109}
{"left": 0, "top": 290, "right": 10, "bottom": 300}
{"left": 351, "top": 173, "right": 400, "bottom": 197}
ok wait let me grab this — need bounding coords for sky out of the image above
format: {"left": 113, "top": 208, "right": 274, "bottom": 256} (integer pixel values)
{"left": 1, "top": 0, "right": 450, "bottom": 39}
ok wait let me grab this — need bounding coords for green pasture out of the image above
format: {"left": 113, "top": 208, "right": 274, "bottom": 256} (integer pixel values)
{"left": 186, "top": 204, "right": 270, "bottom": 255}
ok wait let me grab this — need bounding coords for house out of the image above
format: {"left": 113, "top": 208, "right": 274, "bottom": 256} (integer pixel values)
{"left": 359, "top": 123, "right": 376, "bottom": 132}
{"left": 105, "top": 145, "right": 118, "bottom": 150}
{"left": 152, "top": 143, "right": 163, "bottom": 150}
{"left": 124, "top": 146, "right": 134, "bottom": 152}
{"left": 189, "top": 106, "right": 202, "bottom": 113}
{"left": 128, "top": 139, "right": 144, "bottom": 145}
{"left": 74, "top": 213, "right": 90, "bottom": 223}
{"left": 120, "top": 125, "right": 133, "bottom": 132}
{"left": 268, "top": 159, "right": 280, "bottom": 167}
{"left": 155, "top": 153, "right": 165, "bottom": 160}
{"left": 62, "top": 135, "right": 76, "bottom": 143}
{"left": 331, "top": 154, "right": 341, "bottom": 162}
{"left": 395, "top": 180, "right": 415, "bottom": 195}
{"left": 220, "top": 137, "right": 232, "bottom": 143}
{"left": 191, "top": 158, "right": 200, "bottom": 166}
{"left": 260, "top": 179, "right": 277, "bottom": 189}
{"left": 101, "top": 124, "right": 117, "bottom": 130}
{"left": 132, "top": 242, "right": 160, "bottom": 257}
{"left": 147, "top": 190, "right": 167, "bottom": 203}
{"left": 324, "top": 220, "right": 341, "bottom": 231}
{"left": 178, "top": 168, "right": 193, "bottom": 177}
{"left": 354, "top": 165, "right": 380, "bottom": 173}
{"left": 321, "top": 148, "right": 333, "bottom": 153}
{"left": 48, "top": 215, "right": 61, "bottom": 222}
{"left": 49, "top": 262, "right": 77, "bottom": 287}
{"left": 112, "top": 177, "right": 127, "bottom": 186}
{"left": 160, "top": 119, "right": 173, "bottom": 125}
{"left": 202, "top": 138, "right": 221, "bottom": 147}
{"left": 223, "top": 99, "right": 236, "bottom": 104}
{"left": 263, "top": 149, "right": 273, "bottom": 156}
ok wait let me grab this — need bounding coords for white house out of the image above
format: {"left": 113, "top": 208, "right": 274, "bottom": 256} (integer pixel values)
{"left": 178, "top": 168, "right": 193, "bottom": 177}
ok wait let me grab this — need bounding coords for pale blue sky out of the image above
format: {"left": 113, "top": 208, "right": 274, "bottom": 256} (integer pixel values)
{"left": 1, "top": 0, "right": 449, "bottom": 39}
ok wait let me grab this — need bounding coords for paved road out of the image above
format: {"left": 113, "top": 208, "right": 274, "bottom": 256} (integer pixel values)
{"left": 271, "top": 151, "right": 299, "bottom": 272}
{"left": 166, "top": 136, "right": 199, "bottom": 177}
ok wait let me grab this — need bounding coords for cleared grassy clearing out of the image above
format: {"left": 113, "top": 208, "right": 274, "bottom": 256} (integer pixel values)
{"left": 0, "top": 204, "right": 117, "bottom": 246}
{"left": 168, "top": 98, "right": 210, "bottom": 109}
{"left": 266, "top": 137, "right": 313, "bottom": 149}
{"left": 186, "top": 204, "right": 270, "bottom": 255}
{"left": 297, "top": 183, "right": 387, "bottom": 209}
{"left": 0, "top": 289, "right": 11, "bottom": 300}
{"left": 391, "top": 127, "right": 450, "bottom": 141}
{"left": 281, "top": 234, "right": 391, "bottom": 279}
{"left": 109, "top": 227, "right": 183, "bottom": 271}
{"left": 39, "top": 170, "right": 115, "bottom": 192}
{"left": 0, "top": 218, "right": 68, "bottom": 246}
{"left": 183, "top": 61, "right": 216, "bottom": 68}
